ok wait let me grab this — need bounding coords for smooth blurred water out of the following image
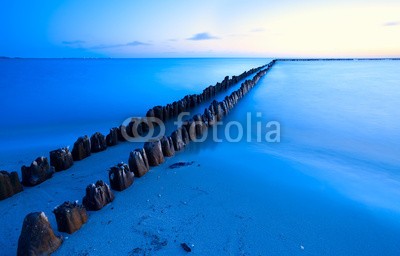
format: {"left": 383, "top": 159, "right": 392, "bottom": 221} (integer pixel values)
{"left": 255, "top": 60, "right": 400, "bottom": 212}
{"left": 1, "top": 59, "right": 398, "bottom": 212}
{"left": 0, "top": 58, "right": 271, "bottom": 126}
{"left": 0, "top": 58, "right": 269, "bottom": 168}
{"left": 1, "top": 59, "right": 400, "bottom": 255}
{"left": 163, "top": 60, "right": 400, "bottom": 255}
{"left": 221, "top": 60, "right": 400, "bottom": 213}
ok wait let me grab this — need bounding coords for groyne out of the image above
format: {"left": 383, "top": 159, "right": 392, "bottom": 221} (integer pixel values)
{"left": 0, "top": 62, "right": 270, "bottom": 201}
{"left": 1, "top": 60, "right": 276, "bottom": 255}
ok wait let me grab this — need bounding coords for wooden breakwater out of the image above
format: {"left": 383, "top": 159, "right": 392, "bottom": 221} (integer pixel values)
{"left": 0, "top": 62, "right": 270, "bottom": 201}
{"left": 1, "top": 60, "right": 276, "bottom": 255}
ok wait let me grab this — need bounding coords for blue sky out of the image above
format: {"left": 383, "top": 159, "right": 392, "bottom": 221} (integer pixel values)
{"left": 1, "top": 0, "right": 399, "bottom": 57}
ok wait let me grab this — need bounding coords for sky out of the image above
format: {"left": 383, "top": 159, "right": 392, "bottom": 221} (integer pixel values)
{"left": 0, "top": 0, "right": 400, "bottom": 58}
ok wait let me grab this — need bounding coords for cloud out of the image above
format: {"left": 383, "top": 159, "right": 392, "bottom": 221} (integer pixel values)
{"left": 383, "top": 21, "right": 400, "bottom": 26}
{"left": 251, "top": 28, "right": 266, "bottom": 33}
{"left": 63, "top": 40, "right": 150, "bottom": 50}
{"left": 187, "top": 32, "right": 219, "bottom": 41}
{"left": 126, "top": 41, "right": 150, "bottom": 46}
{"left": 91, "top": 41, "right": 150, "bottom": 49}
{"left": 62, "top": 40, "right": 85, "bottom": 45}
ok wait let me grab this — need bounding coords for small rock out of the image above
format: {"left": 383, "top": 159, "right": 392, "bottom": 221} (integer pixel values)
{"left": 17, "top": 212, "right": 62, "bottom": 256}
{"left": 181, "top": 126, "right": 190, "bottom": 145}
{"left": 168, "top": 161, "right": 194, "bottom": 169}
{"left": 71, "top": 135, "right": 91, "bottom": 161}
{"left": 90, "top": 132, "right": 107, "bottom": 153}
{"left": 171, "top": 129, "right": 185, "bottom": 151}
{"left": 153, "top": 105, "right": 164, "bottom": 121}
{"left": 117, "top": 125, "right": 127, "bottom": 142}
{"left": 144, "top": 140, "right": 164, "bottom": 166}
{"left": 160, "top": 136, "right": 175, "bottom": 157}
{"left": 50, "top": 147, "right": 74, "bottom": 172}
{"left": 193, "top": 114, "right": 206, "bottom": 137}
{"left": 53, "top": 201, "right": 88, "bottom": 234}
{"left": 106, "top": 127, "right": 119, "bottom": 146}
{"left": 108, "top": 162, "right": 134, "bottom": 191}
{"left": 82, "top": 180, "right": 114, "bottom": 211}
{"left": 182, "top": 120, "right": 195, "bottom": 141}
{"left": 0, "top": 170, "right": 23, "bottom": 200}
{"left": 181, "top": 243, "right": 192, "bottom": 252}
{"left": 21, "top": 157, "right": 55, "bottom": 186}
{"left": 128, "top": 149, "right": 150, "bottom": 177}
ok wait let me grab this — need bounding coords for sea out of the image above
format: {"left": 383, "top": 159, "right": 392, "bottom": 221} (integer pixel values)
{"left": 0, "top": 58, "right": 399, "bottom": 255}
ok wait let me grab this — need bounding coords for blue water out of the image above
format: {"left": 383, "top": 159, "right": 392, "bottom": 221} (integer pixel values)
{"left": 189, "top": 60, "right": 400, "bottom": 214}
{"left": 167, "top": 60, "right": 400, "bottom": 255}
{"left": 0, "top": 58, "right": 269, "bottom": 167}
{"left": 0, "top": 58, "right": 268, "bottom": 128}
{"left": 1, "top": 59, "right": 400, "bottom": 255}
{"left": 251, "top": 61, "right": 400, "bottom": 213}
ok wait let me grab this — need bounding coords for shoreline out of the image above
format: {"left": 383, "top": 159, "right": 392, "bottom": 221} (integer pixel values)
{"left": 1, "top": 61, "right": 275, "bottom": 255}
{"left": 1, "top": 59, "right": 400, "bottom": 255}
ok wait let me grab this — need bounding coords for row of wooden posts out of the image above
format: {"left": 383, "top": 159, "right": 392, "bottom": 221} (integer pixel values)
{"left": 1, "top": 62, "right": 270, "bottom": 200}
{"left": 1, "top": 60, "right": 276, "bottom": 255}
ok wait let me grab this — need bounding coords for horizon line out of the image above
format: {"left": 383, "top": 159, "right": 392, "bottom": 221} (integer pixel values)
{"left": 1, "top": 56, "right": 400, "bottom": 61}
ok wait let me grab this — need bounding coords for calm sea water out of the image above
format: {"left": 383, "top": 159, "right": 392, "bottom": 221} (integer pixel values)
{"left": 0, "top": 59, "right": 399, "bottom": 255}
{"left": 165, "top": 60, "right": 400, "bottom": 255}
{"left": 252, "top": 60, "right": 400, "bottom": 212}
{"left": 0, "top": 58, "right": 269, "bottom": 165}
{"left": 191, "top": 59, "right": 400, "bottom": 214}
{"left": 1, "top": 58, "right": 399, "bottom": 212}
